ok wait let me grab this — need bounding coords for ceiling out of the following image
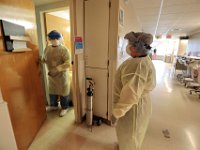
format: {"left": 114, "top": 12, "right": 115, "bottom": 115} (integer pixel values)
{"left": 131, "top": 0, "right": 200, "bottom": 37}
{"left": 33, "top": 0, "right": 69, "bottom": 20}
{"left": 48, "top": 10, "right": 70, "bottom": 20}
{"left": 33, "top": 0, "right": 65, "bottom": 6}
{"left": 33, "top": 0, "right": 200, "bottom": 37}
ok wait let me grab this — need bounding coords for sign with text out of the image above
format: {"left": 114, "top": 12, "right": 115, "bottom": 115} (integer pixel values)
{"left": 75, "top": 36, "right": 83, "bottom": 54}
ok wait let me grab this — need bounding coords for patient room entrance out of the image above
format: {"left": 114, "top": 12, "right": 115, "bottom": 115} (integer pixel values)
{"left": 35, "top": 2, "right": 80, "bottom": 123}
{"left": 43, "top": 8, "right": 74, "bottom": 115}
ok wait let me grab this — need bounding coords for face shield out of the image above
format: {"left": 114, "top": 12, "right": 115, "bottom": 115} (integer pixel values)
{"left": 122, "top": 39, "right": 129, "bottom": 50}
{"left": 121, "top": 39, "right": 132, "bottom": 55}
{"left": 118, "top": 37, "right": 129, "bottom": 57}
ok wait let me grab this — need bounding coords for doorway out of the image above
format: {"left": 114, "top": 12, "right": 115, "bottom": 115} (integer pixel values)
{"left": 43, "top": 8, "right": 74, "bottom": 115}
{"left": 36, "top": 4, "right": 80, "bottom": 122}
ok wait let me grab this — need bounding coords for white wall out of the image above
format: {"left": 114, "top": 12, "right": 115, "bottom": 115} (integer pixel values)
{"left": 0, "top": 96, "right": 17, "bottom": 150}
{"left": 178, "top": 40, "right": 188, "bottom": 56}
{"left": 118, "top": 0, "right": 141, "bottom": 37}
{"left": 117, "top": 0, "right": 141, "bottom": 65}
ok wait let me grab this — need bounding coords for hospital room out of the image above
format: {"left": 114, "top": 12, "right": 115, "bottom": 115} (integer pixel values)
{"left": 0, "top": 0, "right": 200, "bottom": 150}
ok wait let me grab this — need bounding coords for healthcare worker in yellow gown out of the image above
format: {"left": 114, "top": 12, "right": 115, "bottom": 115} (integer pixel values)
{"left": 42, "top": 30, "right": 71, "bottom": 117}
{"left": 112, "top": 31, "right": 156, "bottom": 150}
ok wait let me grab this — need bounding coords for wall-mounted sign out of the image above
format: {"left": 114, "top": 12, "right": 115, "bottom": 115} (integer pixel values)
{"left": 166, "top": 35, "right": 172, "bottom": 39}
{"left": 74, "top": 36, "right": 83, "bottom": 54}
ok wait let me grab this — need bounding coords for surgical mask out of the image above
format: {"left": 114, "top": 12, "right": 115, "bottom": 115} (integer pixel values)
{"left": 50, "top": 39, "right": 60, "bottom": 46}
{"left": 126, "top": 45, "right": 132, "bottom": 55}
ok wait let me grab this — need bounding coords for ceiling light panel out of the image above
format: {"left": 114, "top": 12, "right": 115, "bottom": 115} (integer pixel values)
{"left": 163, "top": 0, "right": 197, "bottom": 6}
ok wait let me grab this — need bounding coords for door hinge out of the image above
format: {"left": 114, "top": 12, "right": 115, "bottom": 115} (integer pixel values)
{"left": 109, "top": 1, "right": 111, "bottom": 8}
{"left": 107, "top": 72, "right": 109, "bottom": 77}
{"left": 106, "top": 112, "right": 108, "bottom": 116}
{"left": 107, "top": 60, "right": 109, "bottom": 66}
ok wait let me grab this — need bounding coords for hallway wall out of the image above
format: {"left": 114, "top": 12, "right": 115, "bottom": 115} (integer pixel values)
{"left": 118, "top": 0, "right": 141, "bottom": 37}
{"left": 187, "top": 32, "right": 200, "bottom": 56}
{"left": 0, "top": 102, "right": 18, "bottom": 150}
{"left": 117, "top": 0, "right": 141, "bottom": 65}
{"left": 177, "top": 39, "right": 188, "bottom": 56}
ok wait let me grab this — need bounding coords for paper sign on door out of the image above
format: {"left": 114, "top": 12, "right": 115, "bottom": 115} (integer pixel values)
{"left": 75, "top": 36, "right": 83, "bottom": 54}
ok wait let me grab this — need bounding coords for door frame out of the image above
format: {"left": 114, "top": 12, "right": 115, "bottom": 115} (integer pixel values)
{"left": 37, "top": 0, "right": 81, "bottom": 123}
{"left": 69, "top": 0, "right": 82, "bottom": 123}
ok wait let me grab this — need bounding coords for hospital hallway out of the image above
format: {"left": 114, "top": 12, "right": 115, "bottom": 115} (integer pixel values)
{"left": 29, "top": 60, "right": 200, "bottom": 150}
{"left": 142, "top": 60, "right": 200, "bottom": 150}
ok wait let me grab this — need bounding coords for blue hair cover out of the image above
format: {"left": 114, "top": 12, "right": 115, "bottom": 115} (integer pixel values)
{"left": 48, "top": 30, "right": 62, "bottom": 40}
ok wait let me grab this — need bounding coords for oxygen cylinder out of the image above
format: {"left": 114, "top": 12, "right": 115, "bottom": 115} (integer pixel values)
{"left": 86, "top": 86, "right": 93, "bottom": 126}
